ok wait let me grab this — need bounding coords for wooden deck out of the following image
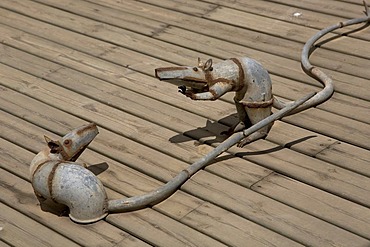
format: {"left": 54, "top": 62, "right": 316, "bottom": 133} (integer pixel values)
{"left": 0, "top": 0, "right": 369, "bottom": 246}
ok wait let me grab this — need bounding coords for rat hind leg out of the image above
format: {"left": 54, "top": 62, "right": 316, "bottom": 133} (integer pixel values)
{"left": 237, "top": 106, "right": 273, "bottom": 147}
{"left": 221, "top": 98, "right": 252, "bottom": 135}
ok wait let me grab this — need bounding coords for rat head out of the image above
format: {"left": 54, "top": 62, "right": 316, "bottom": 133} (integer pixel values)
{"left": 45, "top": 123, "right": 99, "bottom": 162}
{"left": 155, "top": 58, "right": 213, "bottom": 93}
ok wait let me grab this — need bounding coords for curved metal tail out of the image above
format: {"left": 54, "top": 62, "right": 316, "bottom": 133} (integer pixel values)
{"left": 108, "top": 92, "right": 315, "bottom": 213}
{"left": 273, "top": 1, "right": 370, "bottom": 115}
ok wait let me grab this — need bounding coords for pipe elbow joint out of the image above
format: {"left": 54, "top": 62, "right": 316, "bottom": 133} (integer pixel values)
{"left": 32, "top": 162, "right": 109, "bottom": 224}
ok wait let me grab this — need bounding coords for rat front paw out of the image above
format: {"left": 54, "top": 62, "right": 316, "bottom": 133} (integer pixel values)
{"left": 178, "top": 85, "right": 187, "bottom": 94}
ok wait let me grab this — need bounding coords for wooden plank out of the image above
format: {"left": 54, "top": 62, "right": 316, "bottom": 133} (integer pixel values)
{"left": 42, "top": 0, "right": 217, "bottom": 19}
{"left": 0, "top": 240, "right": 10, "bottom": 247}
{"left": 0, "top": 21, "right": 369, "bottom": 169}
{"left": 0, "top": 113, "right": 302, "bottom": 247}
{"left": 0, "top": 134, "right": 300, "bottom": 247}
{"left": 0, "top": 168, "right": 144, "bottom": 247}
{"left": 269, "top": 0, "right": 365, "bottom": 19}
{"left": 1, "top": 61, "right": 369, "bottom": 246}
{"left": 338, "top": 0, "right": 365, "bottom": 5}
{"left": 37, "top": 0, "right": 168, "bottom": 37}
{"left": 0, "top": 16, "right": 364, "bottom": 153}
{"left": 2, "top": 38, "right": 370, "bottom": 152}
{"left": 88, "top": 1, "right": 366, "bottom": 59}
{"left": 224, "top": 139, "right": 370, "bottom": 206}
{"left": 2, "top": 0, "right": 369, "bottom": 133}
{"left": 199, "top": 0, "right": 345, "bottom": 29}
{"left": 180, "top": 202, "right": 304, "bottom": 247}
{"left": 0, "top": 168, "right": 222, "bottom": 247}
{"left": 252, "top": 173, "right": 370, "bottom": 240}
{"left": 105, "top": 199, "right": 227, "bottom": 247}
{"left": 2, "top": 21, "right": 369, "bottom": 127}
{"left": 0, "top": 93, "right": 303, "bottom": 246}
{"left": 106, "top": 193, "right": 228, "bottom": 247}
{"left": 82, "top": 1, "right": 366, "bottom": 80}
{"left": 0, "top": 71, "right": 368, "bottom": 247}
{"left": 268, "top": 75, "right": 370, "bottom": 124}
{"left": 0, "top": 38, "right": 366, "bottom": 171}
{"left": 266, "top": 121, "right": 370, "bottom": 177}
{"left": 154, "top": 26, "right": 370, "bottom": 101}
{"left": 185, "top": 171, "right": 370, "bottom": 247}
{"left": 0, "top": 64, "right": 270, "bottom": 189}
{"left": 0, "top": 11, "right": 161, "bottom": 76}
{"left": 315, "top": 141, "right": 370, "bottom": 177}
{"left": 0, "top": 135, "right": 229, "bottom": 247}
{"left": 1, "top": 47, "right": 370, "bottom": 205}
{"left": 0, "top": 203, "right": 80, "bottom": 247}
{"left": 0, "top": 135, "right": 153, "bottom": 246}
{"left": 109, "top": 204, "right": 302, "bottom": 247}
{"left": 0, "top": 0, "right": 202, "bottom": 65}
{"left": 9, "top": 0, "right": 370, "bottom": 101}
{"left": 0, "top": 1, "right": 368, "bottom": 245}
{"left": 0, "top": 24, "right": 369, "bottom": 175}
{"left": 204, "top": 6, "right": 370, "bottom": 58}
{"left": 146, "top": 0, "right": 370, "bottom": 40}
{"left": 281, "top": 107, "right": 370, "bottom": 150}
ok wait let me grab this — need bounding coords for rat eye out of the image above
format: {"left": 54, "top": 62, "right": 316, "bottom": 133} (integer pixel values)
{"left": 64, "top": 139, "right": 71, "bottom": 145}
{"left": 193, "top": 67, "right": 198, "bottom": 71}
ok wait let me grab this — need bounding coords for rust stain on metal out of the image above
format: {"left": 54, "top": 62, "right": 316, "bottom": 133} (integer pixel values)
{"left": 31, "top": 159, "right": 49, "bottom": 179}
{"left": 230, "top": 58, "right": 245, "bottom": 91}
{"left": 76, "top": 123, "right": 97, "bottom": 136}
{"left": 182, "top": 76, "right": 207, "bottom": 83}
{"left": 48, "top": 161, "right": 62, "bottom": 202}
{"left": 241, "top": 98, "right": 274, "bottom": 108}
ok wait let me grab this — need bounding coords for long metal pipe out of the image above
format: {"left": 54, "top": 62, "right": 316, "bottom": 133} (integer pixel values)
{"left": 273, "top": 0, "right": 370, "bottom": 114}
{"left": 107, "top": 92, "right": 314, "bottom": 212}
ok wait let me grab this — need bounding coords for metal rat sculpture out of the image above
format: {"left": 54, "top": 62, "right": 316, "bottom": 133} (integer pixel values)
{"left": 30, "top": 96, "right": 310, "bottom": 223}
{"left": 30, "top": 4, "right": 369, "bottom": 223}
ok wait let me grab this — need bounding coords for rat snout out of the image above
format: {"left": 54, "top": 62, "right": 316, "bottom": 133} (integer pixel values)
{"left": 154, "top": 67, "right": 189, "bottom": 81}
{"left": 154, "top": 68, "right": 172, "bottom": 80}
{"left": 154, "top": 68, "right": 160, "bottom": 79}
{"left": 60, "top": 123, "right": 99, "bottom": 161}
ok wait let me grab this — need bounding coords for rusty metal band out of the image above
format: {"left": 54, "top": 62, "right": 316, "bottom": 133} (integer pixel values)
{"left": 48, "top": 161, "right": 63, "bottom": 202}
{"left": 204, "top": 69, "right": 213, "bottom": 85}
{"left": 59, "top": 147, "right": 70, "bottom": 161}
{"left": 230, "top": 58, "right": 245, "bottom": 91}
{"left": 31, "top": 159, "right": 50, "bottom": 180}
{"left": 241, "top": 98, "right": 274, "bottom": 108}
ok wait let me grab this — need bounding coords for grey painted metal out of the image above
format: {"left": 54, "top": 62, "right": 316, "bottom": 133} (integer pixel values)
{"left": 30, "top": 123, "right": 109, "bottom": 224}
{"left": 155, "top": 56, "right": 274, "bottom": 147}
{"left": 30, "top": 4, "right": 369, "bottom": 223}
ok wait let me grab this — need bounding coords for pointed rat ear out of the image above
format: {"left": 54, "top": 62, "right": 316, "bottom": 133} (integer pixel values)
{"left": 204, "top": 59, "right": 213, "bottom": 71}
{"left": 198, "top": 57, "right": 204, "bottom": 67}
{"left": 44, "top": 135, "right": 61, "bottom": 153}
{"left": 44, "top": 135, "right": 52, "bottom": 144}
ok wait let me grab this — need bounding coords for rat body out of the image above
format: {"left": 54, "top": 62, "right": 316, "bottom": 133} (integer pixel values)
{"left": 30, "top": 123, "right": 108, "bottom": 223}
{"left": 155, "top": 57, "right": 274, "bottom": 147}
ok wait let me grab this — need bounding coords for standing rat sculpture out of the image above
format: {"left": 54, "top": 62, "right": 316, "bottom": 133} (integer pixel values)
{"left": 30, "top": 4, "right": 369, "bottom": 223}
{"left": 154, "top": 0, "right": 370, "bottom": 146}
{"left": 154, "top": 51, "right": 339, "bottom": 147}
{"left": 155, "top": 57, "right": 276, "bottom": 147}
